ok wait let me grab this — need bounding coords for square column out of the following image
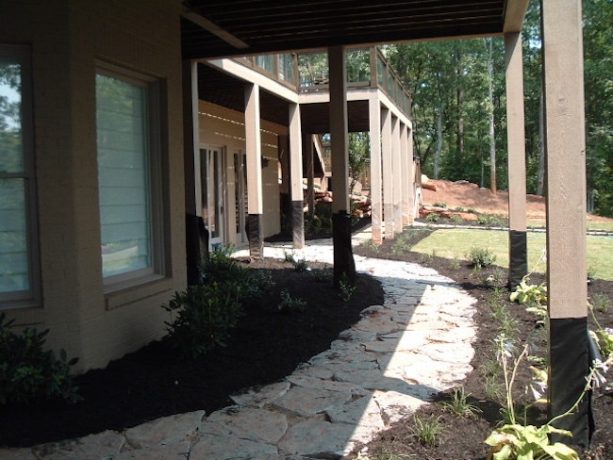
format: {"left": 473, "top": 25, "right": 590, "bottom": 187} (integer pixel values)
{"left": 381, "top": 106, "right": 394, "bottom": 240}
{"left": 400, "top": 122, "right": 410, "bottom": 226}
{"left": 542, "top": 0, "right": 590, "bottom": 445}
{"left": 289, "top": 103, "right": 304, "bottom": 248}
{"left": 406, "top": 124, "right": 415, "bottom": 223}
{"left": 328, "top": 45, "right": 356, "bottom": 284}
{"left": 369, "top": 94, "right": 383, "bottom": 244}
{"left": 392, "top": 115, "right": 403, "bottom": 234}
{"left": 304, "top": 133, "right": 315, "bottom": 216}
{"left": 245, "top": 83, "right": 264, "bottom": 259}
{"left": 505, "top": 32, "right": 528, "bottom": 289}
{"left": 182, "top": 60, "right": 207, "bottom": 284}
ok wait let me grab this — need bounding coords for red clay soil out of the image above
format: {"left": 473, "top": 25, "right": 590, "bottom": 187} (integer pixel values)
{"left": 422, "top": 179, "right": 613, "bottom": 224}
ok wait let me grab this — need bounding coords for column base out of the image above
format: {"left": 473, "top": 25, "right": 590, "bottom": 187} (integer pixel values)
{"left": 247, "top": 214, "right": 264, "bottom": 259}
{"left": 185, "top": 214, "right": 208, "bottom": 285}
{"left": 384, "top": 203, "right": 395, "bottom": 240}
{"left": 549, "top": 317, "right": 593, "bottom": 447}
{"left": 291, "top": 200, "right": 305, "bottom": 249}
{"left": 509, "top": 230, "right": 528, "bottom": 289}
{"left": 332, "top": 211, "right": 356, "bottom": 286}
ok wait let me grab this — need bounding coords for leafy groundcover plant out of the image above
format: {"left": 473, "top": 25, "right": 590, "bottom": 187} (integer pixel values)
{"left": 0, "top": 313, "right": 79, "bottom": 405}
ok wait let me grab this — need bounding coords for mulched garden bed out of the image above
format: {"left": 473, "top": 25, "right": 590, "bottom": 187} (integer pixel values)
{"left": 0, "top": 258, "right": 383, "bottom": 448}
{"left": 354, "top": 232, "right": 613, "bottom": 460}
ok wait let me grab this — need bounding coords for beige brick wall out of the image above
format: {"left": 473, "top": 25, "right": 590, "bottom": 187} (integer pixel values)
{"left": 1, "top": 1, "right": 186, "bottom": 371}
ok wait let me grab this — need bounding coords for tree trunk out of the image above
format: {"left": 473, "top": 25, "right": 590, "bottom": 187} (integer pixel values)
{"left": 434, "top": 104, "right": 443, "bottom": 179}
{"left": 488, "top": 38, "right": 497, "bottom": 193}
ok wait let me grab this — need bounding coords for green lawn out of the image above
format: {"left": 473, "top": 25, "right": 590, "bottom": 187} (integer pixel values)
{"left": 411, "top": 228, "right": 613, "bottom": 281}
{"left": 527, "top": 218, "right": 613, "bottom": 232}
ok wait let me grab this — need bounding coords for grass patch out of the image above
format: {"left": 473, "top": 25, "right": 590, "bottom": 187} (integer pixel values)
{"left": 411, "top": 229, "right": 613, "bottom": 280}
{"left": 527, "top": 218, "right": 613, "bottom": 232}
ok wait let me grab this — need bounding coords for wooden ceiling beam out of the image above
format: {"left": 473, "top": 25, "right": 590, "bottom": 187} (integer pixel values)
{"left": 503, "top": 0, "right": 529, "bottom": 32}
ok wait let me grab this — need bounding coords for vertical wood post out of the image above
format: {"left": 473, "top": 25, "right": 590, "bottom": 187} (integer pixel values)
{"left": 407, "top": 123, "right": 415, "bottom": 223}
{"left": 505, "top": 32, "right": 528, "bottom": 289}
{"left": 289, "top": 103, "right": 304, "bottom": 248}
{"left": 182, "top": 60, "right": 207, "bottom": 284}
{"left": 369, "top": 93, "right": 383, "bottom": 244}
{"left": 400, "top": 122, "right": 410, "bottom": 226}
{"left": 304, "top": 133, "right": 315, "bottom": 216}
{"left": 245, "top": 83, "right": 264, "bottom": 259}
{"left": 392, "top": 115, "right": 403, "bottom": 234}
{"left": 328, "top": 46, "right": 356, "bottom": 284}
{"left": 543, "top": 0, "right": 590, "bottom": 445}
{"left": 381, "top": 106, "right": 394, "bottom": 240}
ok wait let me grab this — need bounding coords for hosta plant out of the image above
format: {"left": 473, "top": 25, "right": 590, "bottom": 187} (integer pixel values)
{"left": 510, "top": 277, "right": 547, "bottom": 306}
{"left": 485, "top": 424, "right": 579, "bottom": 460}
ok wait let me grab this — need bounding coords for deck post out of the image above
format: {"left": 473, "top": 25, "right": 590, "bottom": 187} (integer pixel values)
{"left": 328, "top": 45, "right": 356, "bottom": 284}
{"left": 392, "top": 115, "right": 403, "bottom": 234}
{"left": 289, "top": 102, "right": 304, "bottom": 248}
{"left": 369, "top": 93, "right": 383, "bottom": 244}
{"left": 381, "top": 106, "right": 394, "bottom": 240}
{"left": 245, "top": 83, "right": 264, "bottom": 259}
{"left": 542, "top": 0, "right": 590, "bottom": 445}
{"left": 304, "top": 133, "right": 315, "bottom": 216}
{"left": 183, "top": 60, "right": 207, "bottom": 284}
{"left": 400, "top": 122, "right": 410, "bottom": 226}
{"left": 505, "top": 32, "right": 528, "bottom": 289}
{"left": 407, "top": 123, "right": 415, "bottom": 223}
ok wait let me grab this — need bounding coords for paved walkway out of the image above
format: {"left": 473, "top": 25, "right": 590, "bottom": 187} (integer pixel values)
{"left": 2, "top": 235, "right": 478, "bottom": 460}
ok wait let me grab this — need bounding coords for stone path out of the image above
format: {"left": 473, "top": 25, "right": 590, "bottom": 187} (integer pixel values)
{"left": 2, "top": 235, "right": 478, "bottom": 460}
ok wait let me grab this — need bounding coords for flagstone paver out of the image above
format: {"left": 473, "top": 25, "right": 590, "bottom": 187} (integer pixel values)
{"left": 3, "top": 233, "right": 478, "bottom": 460}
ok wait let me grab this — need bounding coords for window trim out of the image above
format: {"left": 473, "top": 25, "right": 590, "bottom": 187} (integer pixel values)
{"left": 0, "top": 44, "right": 40, "bottom": 310}
{"left": 95, "top": 63, "right": 166, "bottom": 291}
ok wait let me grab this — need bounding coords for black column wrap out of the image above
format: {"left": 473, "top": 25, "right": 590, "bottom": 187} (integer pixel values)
{"left": 332, "top": 211, "right": 356, "bottom": 286}
{"left": 246, "top": 214, "right": 264, "bottom": 259}
{"left": 509, "top": 229, "right": 528, "bottom": 290}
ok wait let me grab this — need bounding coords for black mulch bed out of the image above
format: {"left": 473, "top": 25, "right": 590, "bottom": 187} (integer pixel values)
{"left": 354, "top": 233, "right": 613, "bottom": 460}
{"left": 0, "top": 258, "right": 383, "bottom": 448}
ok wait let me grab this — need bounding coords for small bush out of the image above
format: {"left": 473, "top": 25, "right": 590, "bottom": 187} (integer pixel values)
{"left": 292, "top": 258, "right": 309, "bottom": 273}
{"left": 433, "top": 202, "right": 447, "bottom": 208}
{"left": 0, "top": 313, "right": 79, "bottom": 405}
{"left": 412, "top": 414, "right": 443, "bottom": 446}
{"left": 444, "top": 387, "right": 482, "bottom": 417}
{"left": 312, "top": 268, "right": 333, "bottom": 283}
{"left": 449, "top": 214, "right": 463, "bottom": 225}
{"left": 453, "top": 206, "right": 465, "bottom": 212}
{"left": 476, "top": 213, "right": 507, "bottom": 227}
{"left": 425, "top": 213, "right": 440, "bottom": 223}
{"left": 591, "top": 293, "right": 610, "bottom": 313}
{"left": 338, "top": 273, "right": 356, "bottom": 302}
{"left": 277, "top": 289, "right": 307, "bottom": 312}
{"left": 163, "top": 283, "right": 243, "bottom": 358}
{"left": 468, "top": 247, "right": 497, "bottom": 269}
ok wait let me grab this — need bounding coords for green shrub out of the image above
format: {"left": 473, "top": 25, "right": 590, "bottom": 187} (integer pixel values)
{"left": 277, "top": 289, "right": 307, "bottom": 312}
{"left": 338, "top": 273, "right": 356, "bottom": 302}
{"left": 433, "top": 201, "right": 447, "bottom": 208}
{"left": 449, "top": 214, "right": 463, "bottom": 225}
{"left": 0, "top": 313, "right": 79, "bottom": 405}
{"left": 425, "top": 213, "right": 440, "bottom": 223}
{"left": 163, "top": 283, "right": 243, "bottom": 358}
{"left": 411, "top": 415, "right": 443, "bottom": 446}
{"left": 312, "top": 268, "right": 333, "bottom": 283}
{"left": 476, "top": 213, "right": 507, "bottom": 227}
{"left": 468, "top": 247, "right": 497, "bottom": 269}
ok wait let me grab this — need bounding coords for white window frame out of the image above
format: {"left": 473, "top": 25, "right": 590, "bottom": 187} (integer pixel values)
{"left": 95, "top": 63, "right": 166, "bottom": 291}
{"left": 0, "top": 44, "right": 40, "bottom": 310}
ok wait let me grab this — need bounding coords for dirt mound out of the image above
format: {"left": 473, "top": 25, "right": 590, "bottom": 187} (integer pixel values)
{"left": 422, "top": 179, "right": 611, "bottom": 223}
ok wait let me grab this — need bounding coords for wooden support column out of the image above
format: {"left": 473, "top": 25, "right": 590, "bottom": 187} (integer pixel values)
{"left": 245, "top": 83, "right": 264, "bottom": 259}
{"left": 182, "top": 60, "right": 207, "bottom": 284}
{"left": 400, "top": 122, "right": 410, "bottom": 227}
{"left": 381, "top": 106, "right": 394, "bottom": 240}
{"left": 543, "top": 0, "right": 590, "bottom": 445}
{"left": 369, "top": 93, "right": 383, "bottom": 244}
{"left": 328, "top": 45, "right": 356, "bottom": 284}
{"left": 407, "top": 123, "right": 415, "bottom": 223}
{"left": 304, "top": 133, "right": 315, "bottom": 216}
{"left": 289, "top": 103, "right": 304, "bottom": 249}
{"left": 392, "top": 115, "right": 403, "bottom": 234}
{"left": 505, "top": 32, "right": 528, "bottom": 290}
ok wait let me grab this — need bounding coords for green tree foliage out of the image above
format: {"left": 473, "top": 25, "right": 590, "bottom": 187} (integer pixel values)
{"left": 386, "top": 0, "right": 612, "bottom": 217}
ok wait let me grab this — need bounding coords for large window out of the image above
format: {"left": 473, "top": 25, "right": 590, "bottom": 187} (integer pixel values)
{"left": 0, "top": 45, "right": 38, "bottom": 309}
{"left": 95, "top": 66, "right": 164, "bottom": 286}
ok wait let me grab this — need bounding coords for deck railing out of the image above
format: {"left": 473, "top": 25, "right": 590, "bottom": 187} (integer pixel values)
{"left": 235, "top": 47, "right": 411, "bottom": 118}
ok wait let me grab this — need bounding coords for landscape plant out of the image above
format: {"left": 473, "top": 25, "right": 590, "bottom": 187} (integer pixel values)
{"left": 162, "top": 282, "right": 243, "bottom": 358}
{"left": 411, "top": 414, "right": 443, "bottom": 447}
{"left": 277, "top": 289, "right": 307, "bottom": 312}
{"left": 0, "top": 313, "right": 79, "bottom": 405}
{"left": 338, "top": 273, "right": 356, "bottom": 302}
{"left": 443, "top": 386, "right": 482, "bottom": 417}
{"left": 468, "top": 247, "right": 497, "bottom": 269}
